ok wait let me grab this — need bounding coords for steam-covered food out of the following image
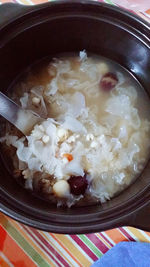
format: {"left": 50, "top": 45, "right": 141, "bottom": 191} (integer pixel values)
{"left": 1, "top": 51, "right": 150, "bottom": 207}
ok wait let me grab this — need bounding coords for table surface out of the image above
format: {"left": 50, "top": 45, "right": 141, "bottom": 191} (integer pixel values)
{"left": 0, "top": 1, "right": 150, "bottom": 266}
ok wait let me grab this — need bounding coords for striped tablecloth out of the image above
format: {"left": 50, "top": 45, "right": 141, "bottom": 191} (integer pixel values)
{"left": 0, "top": 1, "right": 150, "bottom": 266}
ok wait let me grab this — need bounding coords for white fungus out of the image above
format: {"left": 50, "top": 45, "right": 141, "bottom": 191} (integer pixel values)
{"left": 42, "top": 135, "right": 50, "bottom": 144}
{"left": 1, "top": 51, "right": 150, "bottom": 208}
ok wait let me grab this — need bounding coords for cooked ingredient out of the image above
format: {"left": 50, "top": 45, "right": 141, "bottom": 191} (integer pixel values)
{"left": 96, "top": 62, "right": 109, "bottom": 75}
{"left": 63, "top": 153, "right": 73, "bottom": 162}
{"left": 0, "top": 51, "right": 150, "bottom": 207}
{"left": 53, "top": 180, "right": 70, "bottom": 198}
{"left": 68, "top": 174, "right": 88, "bottom": 195}
{"left": 100, "top": 72, "right": 118, "bottom": 91}
{"left": 32, "top": 96, "right": 41, "bottom": 106}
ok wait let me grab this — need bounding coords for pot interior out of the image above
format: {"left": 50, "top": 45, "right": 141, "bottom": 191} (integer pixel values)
{"left": 0, "top": 2, "right": 150, "bottom": 232}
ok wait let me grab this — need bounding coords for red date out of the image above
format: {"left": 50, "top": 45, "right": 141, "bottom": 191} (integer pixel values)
{"left": 100, "top": 72, "right": 118, "bottom": 91}
{"left": 68, "top": 174, "right": 88, "bottom": 195}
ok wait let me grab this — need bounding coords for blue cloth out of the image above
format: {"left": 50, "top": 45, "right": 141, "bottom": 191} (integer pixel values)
{"left": 91, "top": 241, "right": 150, "bottom": 267}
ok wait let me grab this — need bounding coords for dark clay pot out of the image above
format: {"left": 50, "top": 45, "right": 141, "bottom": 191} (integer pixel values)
{"left": 0, "top": 1, "right": 150, "bottom": 234}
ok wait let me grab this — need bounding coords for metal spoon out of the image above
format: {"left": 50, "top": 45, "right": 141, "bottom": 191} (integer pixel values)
{"left": 0, "top": 91, "right": 42, "bottom": 135}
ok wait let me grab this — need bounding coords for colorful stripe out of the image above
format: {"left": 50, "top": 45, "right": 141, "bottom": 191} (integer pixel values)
{"left": 0, "top": 225, "right": 37, "bottom": 267}
{"left": 71, "top": 234, "right": 99, "bottom": 261}
{"left": 28, "top": 227, "right": 69, "bottom": 267}
{"left": 99, "top": 232, "right": 115, "bottom": 246}
{"left": 86, "top": 233, "right": 109, "bottom": 253}
{"left": 2, "top": 213, "right": 150, "bottom": 267}
{"left": 79, "top": 234, "right": 104, "bottom": 256}
{"left": 51, "top": 233, "right": 93, "bottom": 266}
{"left": 43, "top": 233, "right": 82, "bottom": 267}
{"left": 146, "top": 9, "right": 150, "bottom": 15}
{"left": 118, "top": 227, "right": 135, "bottom": 241}
{"left": 0, "top": 216, "right": 49, "bottom": 267}
{"left": 104, "top": 0, "right": 115, "bottom": 5}
{"left": 0, "top": 252, "right": 14, "bottom": 267}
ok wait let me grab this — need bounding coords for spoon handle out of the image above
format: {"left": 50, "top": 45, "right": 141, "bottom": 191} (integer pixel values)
{"left": 0, "top": 92, "right": 41, "bottom": 135}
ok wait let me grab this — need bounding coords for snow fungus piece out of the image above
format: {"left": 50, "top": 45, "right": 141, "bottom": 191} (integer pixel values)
{"left": 57, "top": 128, "right": 68, "bottom": 141}
{"left": 2, "top": 51, "right": 150, "bottom": 208}
{"left": 86, "top": 134, "right": 94, "bottom": 141}
{"left": 42, "top": 135, "right": 50, "bottom": 144}
{"left": 90, "top": 140, "right": 98, "bottom": 148}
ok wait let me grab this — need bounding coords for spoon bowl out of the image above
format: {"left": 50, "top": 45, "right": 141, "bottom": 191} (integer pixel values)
{"left": 0, "top": 92, "right": 41, "bottom": 135}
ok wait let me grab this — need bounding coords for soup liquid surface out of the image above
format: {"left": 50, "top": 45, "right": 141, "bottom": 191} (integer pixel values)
{"left": 1, "top": 51, "right": 150, "bottom": 207}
